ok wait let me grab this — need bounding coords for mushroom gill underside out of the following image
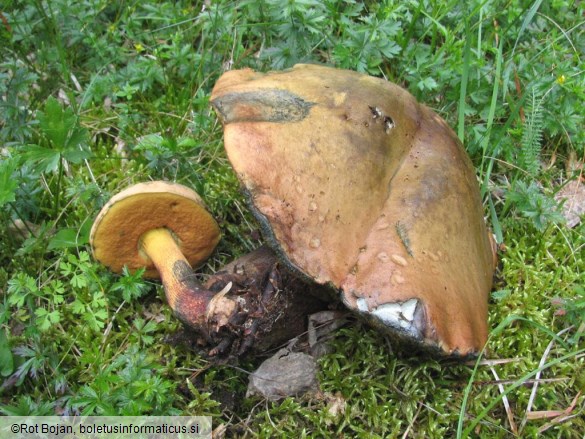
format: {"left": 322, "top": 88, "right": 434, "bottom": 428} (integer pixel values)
{"left": 211, "top": 64, "right": 496, "bottom": 357}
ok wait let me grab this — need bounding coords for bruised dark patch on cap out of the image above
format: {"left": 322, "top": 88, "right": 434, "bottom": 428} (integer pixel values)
{"left": 211, "top": 89, "right": 315, "bottom": 124}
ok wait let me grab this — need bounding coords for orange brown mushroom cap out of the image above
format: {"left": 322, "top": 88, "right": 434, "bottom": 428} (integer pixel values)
{"left": 211, "top": 64, "right": 497, "bottom": 357}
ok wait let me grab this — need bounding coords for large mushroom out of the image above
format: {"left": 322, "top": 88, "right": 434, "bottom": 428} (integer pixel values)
{"left": 91, "top": 181, "right": 327, "bottom": 357}
{"left": 210, "top": 64, "right": 497, "bottom": 357}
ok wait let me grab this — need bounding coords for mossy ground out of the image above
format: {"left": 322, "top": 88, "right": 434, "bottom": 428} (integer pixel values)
{"left": 1, "top": 1, "right": 583, "bottom": 437}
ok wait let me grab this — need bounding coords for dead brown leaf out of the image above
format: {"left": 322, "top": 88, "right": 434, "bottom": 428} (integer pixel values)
{"left": 555, "top": 179, "right": 585, "bottom": 228}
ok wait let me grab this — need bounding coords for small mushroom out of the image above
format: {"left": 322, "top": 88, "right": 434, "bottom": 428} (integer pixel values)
{"left": 91, "top": 181, "right": 328, "bottom": 357}
{"left": 211, "top": 64, "right": 497, "bottom": 357}
{"left": 90, "top": 181, "right": 222, "bottom": 327}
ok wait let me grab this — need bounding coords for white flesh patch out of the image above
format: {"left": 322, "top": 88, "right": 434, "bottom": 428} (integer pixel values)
{"left": 356, "top": 297, "right": 369, "bottom": 312}
{"left": 371, "top": 298, "right": 419, "bottom": 333}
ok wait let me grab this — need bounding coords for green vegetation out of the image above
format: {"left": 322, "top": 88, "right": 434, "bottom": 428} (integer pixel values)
{"left": 1, "top": 0, "right": 583, "bottom": 436}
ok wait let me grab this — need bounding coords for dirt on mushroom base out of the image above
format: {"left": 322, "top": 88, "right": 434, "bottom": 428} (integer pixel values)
{"left": 197, "top": 246, "right": 330, "bottom": 359}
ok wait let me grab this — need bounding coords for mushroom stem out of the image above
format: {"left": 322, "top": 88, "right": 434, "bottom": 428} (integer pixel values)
{"left": 140, "top": 228, "right": 215, "bottom": 325}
